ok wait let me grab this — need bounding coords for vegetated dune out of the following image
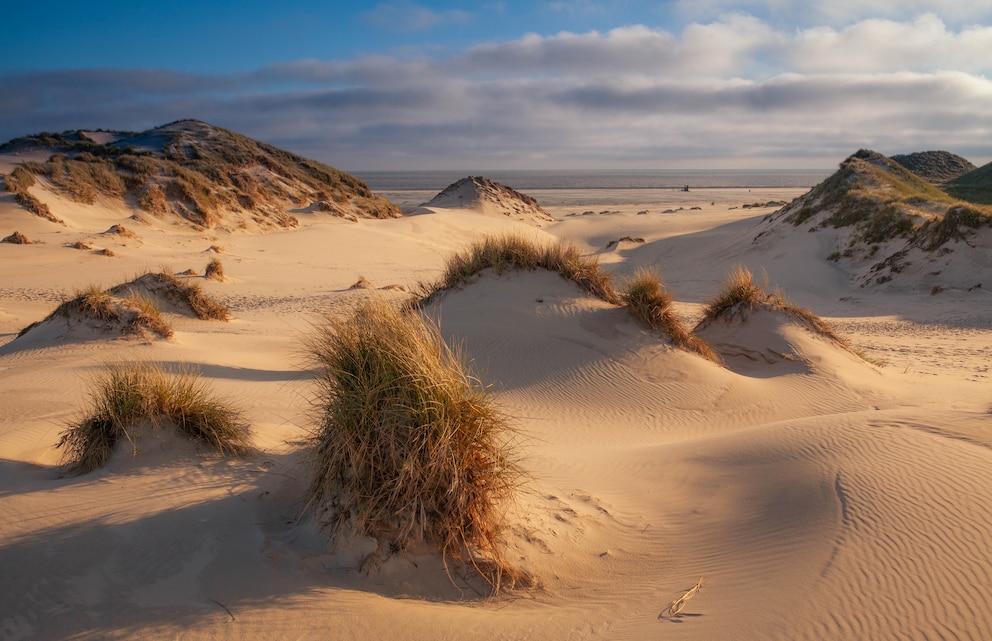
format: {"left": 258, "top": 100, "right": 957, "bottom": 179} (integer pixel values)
{"left": 890, "top": 150, "right": 976, "bottom": 183}
{"left": 6, "top": 272, "right": 227, "bottom": 353}
{"left": 421, "top": 176, "right": 555, "bottom": 225}
{"left": 945, "top": 160, "right": 992, "bottom": 205}
{"left": 750, "top": 149, "right": 992, "bottom": 291}
{"left": 0, "top": 120, "right": 400, "bottom": 231}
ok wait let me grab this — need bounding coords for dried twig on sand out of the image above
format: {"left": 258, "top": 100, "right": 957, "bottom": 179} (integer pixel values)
{"left": 661, "top": 577, "right": 703, "bottom": 619}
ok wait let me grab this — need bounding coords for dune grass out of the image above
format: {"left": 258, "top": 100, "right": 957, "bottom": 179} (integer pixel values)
{"left": 18, "top": 273, "right": 228, "bottom": 339}
{"left": 65, "top": 285, "right": 120, "bottom": 323}
{"left": 620, "top": 268, "right": 718, "bottom": 361}
{"left": 109, "top": 271, "right": 230, "bottom": 321}
{"left": 304, "top": 297, "right": 524, "bottom": 592}
{"left": 425, "top": 233, "right": 619, "bottom": 305}
{"left": 58, "top": 361, "right": 252, "bottom": 474}
{"left": 699, "top": 265, "right": 845, "bottom": 343}
{"left": 204, "top": 258, "right": 225, "bottom": 281}
{"left": 121, "top": 292, "right": 173, "bottom": 338}
{"left": 423, "top": 234, "right": 730, "bottom": 360}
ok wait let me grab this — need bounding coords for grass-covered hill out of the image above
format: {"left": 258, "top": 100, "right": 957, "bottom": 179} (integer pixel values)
{"left": 945, "top": 161, "right": 992, "bottom": 205}
{"left": 763, "top": 149, "right": 992, "bottom": 287}
{"left": 1, "top": 120, "right": 400, "bottom": 230}
{"left": 890, "top": 150, "right": 976, "bottom": 184}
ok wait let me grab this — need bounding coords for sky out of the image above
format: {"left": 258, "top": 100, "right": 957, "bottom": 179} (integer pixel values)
{"left": 1, "top": 0, "right": 991, "bottom": 171}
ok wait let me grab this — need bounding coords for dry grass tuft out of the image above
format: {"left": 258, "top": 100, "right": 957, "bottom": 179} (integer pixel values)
{"left": 204, "top": 258, "right": 225, "bottom": 281}
{"left": 57, "top": 361, "right": 252, "bottom": 474}
{"left": 698, "top": 266, "right": 848, "bottom": 345}
{"left": 110, "top": 272, "right": 229, "bottom": 321}
{"left": 424, "top": 234, "right": 730, "bottom": 359}
{"left": 66, "top": 285, "right": 120, "bottom": 322}
{"left": 425, "top": 233, "right": 619, "bottom": 305}
{"left": 304, "top": 297, "right": 525, "bottom": 593}
{"left": 700, "top": 265, "right": 771, "bottom": 322}
{"left": 2, "top": 231, "right": 32, "bottom": 244}
{"left": 621, "top": 268, "right": 719, "bottom": 361}
{"left": 121, "top": 293, "right": 173, "bottom": 338}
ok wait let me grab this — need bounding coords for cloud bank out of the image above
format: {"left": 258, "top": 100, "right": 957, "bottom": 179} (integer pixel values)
{"left": 2, "top": 12, "right": 990, "bottom": 169}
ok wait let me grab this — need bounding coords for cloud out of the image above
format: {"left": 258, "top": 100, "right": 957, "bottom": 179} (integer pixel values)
{"left": 792, "top": 14, "right": 992, "bottom": 74}
{"left": 1, "top": 14, "right": 990, "bottom": 169}
{"left": 450, "top": 14, "right": 991, "bottom": 78}
{"left": 675, "top": 0, "right": 992, "bottom": 27}
{"left": 363, "top": 1, "right": 471, "bottom": 32}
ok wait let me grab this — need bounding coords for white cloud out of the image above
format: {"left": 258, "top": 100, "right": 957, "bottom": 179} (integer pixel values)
{"left": 675, "top": 0, "right": 992, "bottom": 26}
{"left": 792, "top": 14, "right": 992, "bottom": 74}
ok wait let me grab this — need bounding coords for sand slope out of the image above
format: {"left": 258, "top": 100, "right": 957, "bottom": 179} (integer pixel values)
{"left": 2, "top": 184, "right": 991, "bottom": 640}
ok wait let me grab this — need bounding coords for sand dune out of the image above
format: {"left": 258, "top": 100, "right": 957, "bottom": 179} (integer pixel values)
{"left": 1, "top": 168, "right": 991, "bottom": 641}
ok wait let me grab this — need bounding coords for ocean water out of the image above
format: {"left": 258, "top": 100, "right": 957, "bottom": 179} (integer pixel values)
{"left": 356, "top": 169, "right": 831, "bottom": 191}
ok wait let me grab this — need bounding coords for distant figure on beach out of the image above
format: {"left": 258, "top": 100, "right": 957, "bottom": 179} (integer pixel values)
{"left": 681, "top": 184, "right": 690, "bottom": 192}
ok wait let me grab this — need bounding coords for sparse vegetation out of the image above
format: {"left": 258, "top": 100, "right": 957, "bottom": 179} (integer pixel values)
{"left": 5, "top": 166, "right": 36, "bottom": 193}
{"left": 17, "top": 273, "right": 229, "bottom": 340}
{"left": 779, "top": 149, "right": 992, "bottom": 262}
{"left": 698, "top": 265, "right": 845, "bottom": 345}
{"left": 2, "top": 231, "right": 32, "bottom": 244}
{"left": 605, "top": 236, "right": 645, "bottom": 249}
{"left": 108, "top": 272, "right": 229, "bottom": 321}
{"left": 57, "top": 361, "right": 252, "bottom": 474}
{"left": 28, "top": 284, "right": 174, "bottom": 338}
{"left": 620, "top": 268, "right": 718, "bottom": 361}
{"left": 425, "top": 234, "right": 726, "bottom": 359}
{"left": 13, "top": 191, "right": 63, "bottom": 224}
{"left": 204, "top": 258, "right": 225, "bottom": 281}
{"left": 121, "top": 293, "right": 173, "bottom": 338}
{"left": 426, "top": 234, "right": 619, "bottom": 305}
{"left": 4, "top": 120, "right": 401, "bottom": 230}
{"left": 305, "top": 297, "right": 524, "bottom": 592}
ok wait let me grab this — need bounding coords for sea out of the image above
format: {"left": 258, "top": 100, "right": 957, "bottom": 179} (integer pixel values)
{"left": 355, "top": 168, "right": 831, "bottom": 209}
{"left": 356, "top": 169, "right": 831, "bottom": 192}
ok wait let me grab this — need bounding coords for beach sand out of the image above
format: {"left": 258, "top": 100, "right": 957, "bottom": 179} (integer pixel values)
{"left": 1, "top": 181, "right": 991, "bottom": 640}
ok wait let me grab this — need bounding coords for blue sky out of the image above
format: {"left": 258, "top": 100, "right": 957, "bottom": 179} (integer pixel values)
{"left": 2, "top": 1, "right": 991, "bottom": 170}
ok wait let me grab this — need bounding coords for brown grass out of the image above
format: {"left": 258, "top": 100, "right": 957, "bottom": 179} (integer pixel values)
{"left": 697, "top": 265, "right": 846, "bottom": 345}
{"left": 57, "top": 361, "right": 252, "bottom": 474}
{"left": 2, "top": 231, "right": 32, "bottom": 244}
{"left": 121, "top": 293, "right": 173, "bottom": 338}
{"left": 424, "top": 233, "right": 618, "bottom": 305}
{"left": 621, "top": 268, "right": 719, "bottom": 361}
{"left": 204, "top": 258, "right": 225, "bottom": 281}
{"left": 304, "top": 297, "right": 525, "bottom": 593}
{"left": 424, "top": 234, "right": 728, "bottom": 359}
{"left": 109, "top": 272, "right": 229, "bottom": 321}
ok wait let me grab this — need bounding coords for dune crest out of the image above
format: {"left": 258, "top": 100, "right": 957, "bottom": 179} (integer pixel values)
{"left": 423, "top": 176, "right": 555, "bottom": 225}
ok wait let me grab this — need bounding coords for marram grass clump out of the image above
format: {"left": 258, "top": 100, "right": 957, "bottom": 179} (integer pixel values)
{"left": 698, "top": 265, "right": 845, "bottom": 344}
{"left": 424, "top": 234, "right": 722, "bottom": 361}
{"left": 58, "top": 362, "right": 252, "bottom": 474}
{"left": 305, "top": 297, "right": 525, "bottom": 592}
{"left": 620, "top": 268, "right": 718, "bottom": 362}
{"left": 424, "top": 233, "right": 619, "bottom": 304}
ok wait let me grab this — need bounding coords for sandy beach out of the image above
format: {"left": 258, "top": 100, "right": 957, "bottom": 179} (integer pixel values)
{"left": 1, "top": 173, "right": 991, "bottom": 641}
